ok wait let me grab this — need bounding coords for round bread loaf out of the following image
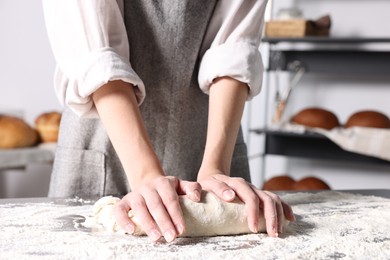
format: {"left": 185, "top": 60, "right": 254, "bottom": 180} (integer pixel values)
{"left": 263, "top": 175, "right": 331, "bottom": 191}
{"left": 0, "top": 115, "right": 38, "bottom": 148}
{"left": 35, "top": 111, "right": 62, "bottom": 143}
{"left": 291, "top": 107, "right": 339, "bottom": 130}
{"left": 293, "top": 177, "right": 331, "bottom": 191}
{"left": 344, "top": 110, "right": 390, "bottom": 129}
{"left": 262, "top": 175, "right": 295, "bottom": 191}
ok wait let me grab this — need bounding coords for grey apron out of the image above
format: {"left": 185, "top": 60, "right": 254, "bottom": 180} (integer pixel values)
{"left": 49, "top": 0, "right": 250, "bottom": 198}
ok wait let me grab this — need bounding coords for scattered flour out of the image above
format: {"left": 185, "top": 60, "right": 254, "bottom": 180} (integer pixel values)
{"left": 1, "top": 191, "right": 390, "bottom": 259}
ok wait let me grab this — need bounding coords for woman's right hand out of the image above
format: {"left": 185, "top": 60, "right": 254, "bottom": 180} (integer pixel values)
{"left": 113, "top": 176, "right": 201, "bottom": 242}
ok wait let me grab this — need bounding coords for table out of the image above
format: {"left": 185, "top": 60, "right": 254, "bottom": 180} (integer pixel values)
{"left": 1, "top": 190, "right": 390, "bottom": 259}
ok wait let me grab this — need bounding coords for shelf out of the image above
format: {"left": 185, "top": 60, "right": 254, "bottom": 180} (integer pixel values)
{"left": 0, "top": 145, "right": 56, "bottom": 170}
{"left": 262, "top": 37, "right": 390, "bottom": 44}
{"left": 264, "top": 37, "right": 390, "bottom": 75}
{"left": 252, "top": 129, "right": 390, "bottom": 166}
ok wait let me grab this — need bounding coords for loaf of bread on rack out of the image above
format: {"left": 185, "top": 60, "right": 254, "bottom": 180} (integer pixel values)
{"left": 35, "top": 111, "right": 62, "bottom": 143}
{"left": 262, "top": 175, "right": 331, "bottom": 191}
{"left": 345, "top": 110, "right": 390, "bottom": 129}
{"left": 291, "top": 107, "right": 340, "bottom": 130}
{"left": 0, "top": 115, "right": 38, "bottom": 149}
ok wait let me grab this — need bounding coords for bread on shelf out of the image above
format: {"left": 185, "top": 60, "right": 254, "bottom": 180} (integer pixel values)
{"left": 0, "top": 115, "right": 38, "bottom": 149}
{"left": 291, "top": 107, "right": 340, "bottom": 130}
{"left": 345, "top": 110, "right": 390, "bottom": 129}
{"left": 35, "top": 111, "right": 62, "bottom": 143}
{"left": 262, "top": 175, "right": 331, "bottom": 191}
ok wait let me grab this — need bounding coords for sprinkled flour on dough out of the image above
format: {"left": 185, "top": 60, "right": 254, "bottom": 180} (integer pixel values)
{"left": 1, "top": 191, "right": 390, "bottom": 259}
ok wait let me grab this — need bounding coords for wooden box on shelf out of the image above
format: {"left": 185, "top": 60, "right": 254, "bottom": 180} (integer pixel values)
{"left": 265, "top": 19, "right": 329, "bottom": 38}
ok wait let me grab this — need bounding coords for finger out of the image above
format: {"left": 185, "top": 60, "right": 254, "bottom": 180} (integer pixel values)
{"left": 254, "top": 190, "right": 278, "bottom": 237}
{"left": 143, "top": 188, "right": 177, "bottom": 242}
{"left": 264, "top": 191, "right": 284, "bottom": 234}
{"left": 177, "top": 180, "right": 202, "bottom": 202}
{"left": 201, "top": 176, "right": 236, "bottom": 202}
{"left": 281, "top": 199, "right": 296, "bottom": 221}
{"left": 224, "top": 178, "right": 260, "bottom": 233}
{"left": 156, "top": 181, "right": 186, "bottom": 236}
{"left": 128, "top": 192, "right": 162, "bottom": 242}
{"left": 113, "top": 195, "right": 136, "bottom": 234}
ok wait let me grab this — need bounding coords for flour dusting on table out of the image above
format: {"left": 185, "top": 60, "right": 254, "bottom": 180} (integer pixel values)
{"left": 1, "top": 191, "right": 390, "bottom": 259}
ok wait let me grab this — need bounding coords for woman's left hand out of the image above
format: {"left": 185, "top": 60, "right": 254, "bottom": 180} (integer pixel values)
{"left": 198, "top": 172, "right": 295, "bottom": 237}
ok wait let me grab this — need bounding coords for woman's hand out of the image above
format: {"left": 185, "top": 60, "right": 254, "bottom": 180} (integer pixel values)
{"left": 113, "top": 176, "right": 201, "bottom": 242}
{"left": 198, "top": 172, "right": 295, "bottom": 237}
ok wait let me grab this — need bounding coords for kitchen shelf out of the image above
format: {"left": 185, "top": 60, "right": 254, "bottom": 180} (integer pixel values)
{"left": 264, "top": 37, "right": 390, "bottom": 75}
{"left": 0, "top": 145, "right": 55, "bottom": 170}
{"left": 263, "top": 37, "right": 390, "bottom": 44}
{"left": 252, "top": 129, "right": 390, "bottom": 166}
{"left": 256, "top": 36, "right": 390, "bottom": 170}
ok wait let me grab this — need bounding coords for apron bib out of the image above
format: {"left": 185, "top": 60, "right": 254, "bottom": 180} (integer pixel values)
{"left": 49, "top": 0, "right": 250, "bottom": 198}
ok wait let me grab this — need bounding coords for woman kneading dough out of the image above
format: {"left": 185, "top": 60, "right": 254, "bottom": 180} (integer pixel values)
{"left": 42, "top": 0, "right": 295, "bottom": 242}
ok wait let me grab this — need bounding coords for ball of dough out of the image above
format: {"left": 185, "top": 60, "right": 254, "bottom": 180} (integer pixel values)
{"left": 35, "top": 111, "right": 62, "bottom": 143}
{"left": 93, "top": 191, "right": 289, "bottom": 237}
{"left": 262, "top": 175, "right": 295, "bottom": 191}
{"left": 291, "top": 107, "right": 340, "bottom": 130}
{"left": 0, "top": 115, "right": 38, "bottom": 149}
{"left": 344, "top": 110, "right": 390, "bottom": 129}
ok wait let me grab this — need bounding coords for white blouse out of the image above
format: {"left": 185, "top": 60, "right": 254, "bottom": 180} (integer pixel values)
{"left": 42, "top": 0, "right": 268, "bottom": 117}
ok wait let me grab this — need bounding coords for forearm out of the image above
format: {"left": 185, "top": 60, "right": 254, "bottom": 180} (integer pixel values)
{"left": 199, "top": 77, "right": 248, "bottom": 178}
{"left": 92, "top": 80, "right": 164, "bottom": 188}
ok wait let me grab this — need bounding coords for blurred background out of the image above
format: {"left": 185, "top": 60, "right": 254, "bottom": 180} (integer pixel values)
{"left": 0, "top": 0, "right": 389, "bottom": 198}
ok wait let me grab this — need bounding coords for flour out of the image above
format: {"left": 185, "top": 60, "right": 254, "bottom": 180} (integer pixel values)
{"left": 1, "top": 191, "right": 390, "bottom": 260}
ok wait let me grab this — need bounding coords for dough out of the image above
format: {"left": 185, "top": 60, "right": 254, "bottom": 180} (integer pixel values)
{"left": 93, "top": 191, "right": 289, "bottom": 237}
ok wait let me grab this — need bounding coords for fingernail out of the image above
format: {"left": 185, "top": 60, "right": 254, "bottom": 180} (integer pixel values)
{"left": 223, "top": 190, "right": 235, "bottom": 200}
{"left": 149, "top": 229, "right": 161, "bottom": 241}
{"left": 125, "top": 224, "right": 134, "bottom": 234}
{"left": 273, "top": 226, "right": 279, "bottom": 237}
{"left": 176, "top": 224, "right": 184, "bottom": 235}
{"left": 251, "top": 223, "right": 259, "bottom": 233}
{"left": 164, "top": 230, "right": 176, "bottom": 243}
{"left": 192, "top": 190, "right": 201, "bottom": 201}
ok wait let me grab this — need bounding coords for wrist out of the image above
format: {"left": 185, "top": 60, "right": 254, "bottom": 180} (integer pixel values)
{"left": 197, "top": 165, "right": 229, "bottom": 182}
{"left": 123, "top": 151, "right": 165, "bottom": 189}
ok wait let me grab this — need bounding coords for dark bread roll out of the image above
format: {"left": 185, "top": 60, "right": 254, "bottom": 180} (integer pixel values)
{"left": 262, "top": 175, "right": 295, "bottom": 191}
{"left": 293, "top": 177, "right": 331, "bottom": 191}
{"left": 291, "top": 107, "right": 340, "bottom": 130}
{"left": 263, "top": 175, "right": 331, "bottom": 191}
{"left": 345, "top": 110, "right": 390, "bottom": 129}
{"left": 0, "top": 115, "right": 38, "bottom": 148}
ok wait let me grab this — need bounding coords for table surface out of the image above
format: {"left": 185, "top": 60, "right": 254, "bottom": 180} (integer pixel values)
{"left": 1, "top": 190, "right": 390, "bottom": 260}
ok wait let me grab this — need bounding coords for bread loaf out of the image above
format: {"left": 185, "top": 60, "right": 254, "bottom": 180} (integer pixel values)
{"left": 35, "top": 111, "right": 62, "bottom": 143}
{"left": 262, "top": 175, "right": 295, "bottom": 191}
{"left": 345, "top": 110, "right": 390, "bottom": 129}
{"left": 0, "top": 115, "right": 38, "bottom": 148}
{"left": 291, "top": 107, "right": 340, "bottom": 130}
{"left": 263, "top": 175, "right": 331, "bottom": 191}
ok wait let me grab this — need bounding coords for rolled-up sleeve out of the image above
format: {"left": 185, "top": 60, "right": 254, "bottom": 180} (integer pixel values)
{"left": 42, "top": 0, "right": 145, "bottom": 117}
{"left": 198, "top": 0, "right": 268, "bottom": 100}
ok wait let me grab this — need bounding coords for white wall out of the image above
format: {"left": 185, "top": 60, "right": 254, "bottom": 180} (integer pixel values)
{"left": 0, "top": 0, "right": 61, "bottom": 124}
{"left": 0, "top": 0, "right": 59, "bottom": 198}
{"left": 244, "top": 0, "right": 390, "bottom": 190}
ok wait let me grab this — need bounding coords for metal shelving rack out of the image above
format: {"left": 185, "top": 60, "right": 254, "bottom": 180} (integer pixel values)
{"left": 253, "top": 37, "right": 390, "bottom": 174}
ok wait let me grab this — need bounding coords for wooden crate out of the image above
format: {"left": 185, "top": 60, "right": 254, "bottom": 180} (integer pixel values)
{"left": 265, "top": 19, "right": 329, "bottom": 38}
